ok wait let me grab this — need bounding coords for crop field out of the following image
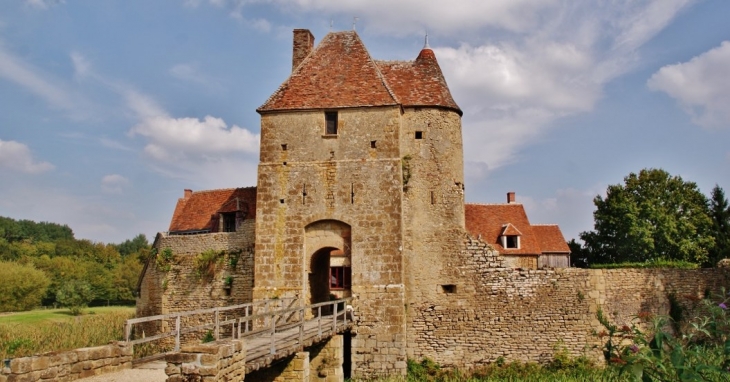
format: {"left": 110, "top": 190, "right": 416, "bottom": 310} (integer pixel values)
{"left": 0, "top": 306, "right": 135, "bottom": 360}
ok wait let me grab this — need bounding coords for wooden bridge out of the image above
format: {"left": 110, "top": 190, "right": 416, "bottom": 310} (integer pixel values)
{"left": 124, "top": 298, "right": 353, "bottom": 374}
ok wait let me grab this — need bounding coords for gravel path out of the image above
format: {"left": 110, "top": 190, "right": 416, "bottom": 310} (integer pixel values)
{"left": 77, "top": 361, "right": 167, "bottom": 382}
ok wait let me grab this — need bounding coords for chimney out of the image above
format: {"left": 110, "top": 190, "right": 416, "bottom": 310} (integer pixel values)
{"left": 507, "top": 192, "right": 516, "bottom": 203}
{"left": 184, "top": 189, "right": 192, "bottom": 199}
{"left": 292, "top": 29, "right": 315, "bottom": 72}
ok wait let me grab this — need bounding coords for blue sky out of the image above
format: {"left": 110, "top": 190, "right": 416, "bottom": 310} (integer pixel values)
{"left": 1, "top": 0, "right": 729, "bottom": 244}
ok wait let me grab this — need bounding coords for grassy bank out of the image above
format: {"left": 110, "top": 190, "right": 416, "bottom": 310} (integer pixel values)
{"left": 0, "top": 306, "right": 134, "bottom": 360}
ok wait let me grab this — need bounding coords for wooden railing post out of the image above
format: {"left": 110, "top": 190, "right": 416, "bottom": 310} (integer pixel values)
{"left": 270, "top": 312, "right": 276, "bottom": 355}
{"left": 298, "top": 308, "right": 304, "bottom": 347}
{"left": 214, "top": 309, "right": 220, "bottom": 340}
{"left": 245, "top": 306, "right": 250, "bottom": 333}
{"left": 317, "top": 306, "right": 322, "bottom": 340}
{"left": 125, "top": 321, "right": 132, "bottom": 342}
{"left": 332, "top": 301, "right": 338, "bottom": 333}
{"left": 174, "top": 315, "right": 181, "bottom": 352}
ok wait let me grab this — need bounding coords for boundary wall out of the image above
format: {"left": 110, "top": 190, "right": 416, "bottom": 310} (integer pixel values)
{"left": 407, "top": 237, "right": 730, "bottom": 368}
{"left": 0, "top": 342, "right": 132, "bottom": 382}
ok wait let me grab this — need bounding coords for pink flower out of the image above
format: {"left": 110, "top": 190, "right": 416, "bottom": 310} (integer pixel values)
{"left": 719, "top": 303, "right": 728, "bottom": 310}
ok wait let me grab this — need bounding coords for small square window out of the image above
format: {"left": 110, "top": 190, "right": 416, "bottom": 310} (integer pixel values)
{"left": 415, "top": 131, "right": 423, "bottom": 139}
{"left": 325, "top": 112, "right": 338, "bottom": 135}
{"left": 370, "top": 140, "right": 377, "bottom": 148}
{"left": 281, "top": 144, "right": 287, "bottom": 151}
{"left": 441, "top": 284, "right": 456, "bottom": 294}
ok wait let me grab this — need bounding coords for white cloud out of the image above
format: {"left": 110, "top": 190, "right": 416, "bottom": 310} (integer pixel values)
{"left": 130, "top": 114, "right": 259, "bottom": 162}
{"left": 647, "top": 41, "right": 730, "bottom": 129}
{"left": 101, "top": 174, "right": 130, "bottom": 194}
{"left": 24, "top": 0, "right": 65, "bottom": 10}
{"left": 70, "top": 51, "right": 91, "bottom": 78}
{"left": 0, "top": 44, "right": 74, "bottom": 110}
{"left": 0, "top": 139, "right": 54, "bottom": 174}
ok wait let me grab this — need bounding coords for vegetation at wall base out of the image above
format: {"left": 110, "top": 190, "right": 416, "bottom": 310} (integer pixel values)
{"left": 589, "top": 259, "right": 700, "bottom": 269}
{"left": 0, "top": 307, "right": 134, "bottom": 360}
{"left": 596, "top": 291, "right": 730, "bottom": 382}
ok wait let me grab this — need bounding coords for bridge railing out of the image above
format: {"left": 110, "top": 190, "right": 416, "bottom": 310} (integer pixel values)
{"left": 124, "top": 297, "right": 352, "bottom": 358}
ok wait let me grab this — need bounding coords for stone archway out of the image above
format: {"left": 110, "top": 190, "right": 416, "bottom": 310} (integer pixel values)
{"left": 304, "top": 220, "right": 352, "bottom": 308}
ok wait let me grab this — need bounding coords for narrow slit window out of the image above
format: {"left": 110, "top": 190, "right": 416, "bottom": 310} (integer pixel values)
{"left": 351, "top": 183, "right": 355, "bottom": 204}
{"left": 325, "top": 112, "right": 338, "bottom": 135}
{"left": 302, "top": 184, "right": 307, "bottom": 205}
{"left": 441, "top": 284, "right": 456, "bottom": 294}
{"left": 430, "top": 191, "right": 436, "bottom": 205}
{"left": 415, "top": 131, "right": 423, "bottom": 139}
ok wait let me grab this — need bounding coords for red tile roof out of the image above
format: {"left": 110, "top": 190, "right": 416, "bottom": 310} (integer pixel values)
{"left": 532, "top": 225, "right": 570, "bottom": 254}
{"left": 376, "top": 49, "right": 461, "bottom": 115}
{"left": 169, "top": 187, "right": 257, "bottom": 233}
{"left": 258, "top": 31, "right": 461, "bottom": 115}
{"left": 465, "top": 203, "right": 570, "bottom": 256}
{"left": 465, "top": 203, "right": 542, "bottom": 256}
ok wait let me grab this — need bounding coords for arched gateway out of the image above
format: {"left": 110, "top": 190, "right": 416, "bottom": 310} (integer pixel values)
{"left": 305, "top": 220, "right": 352, "bottom": 309}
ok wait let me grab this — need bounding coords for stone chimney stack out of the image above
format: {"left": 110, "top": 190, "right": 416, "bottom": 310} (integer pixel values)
{"left": 507, "top": 192, "right": 516, "bottom": 203}
{"left": 292, "top": 29, "right": 315, "bottom": 72}
{"left": 184, "top": 189, "right": 192, "bottom": 199}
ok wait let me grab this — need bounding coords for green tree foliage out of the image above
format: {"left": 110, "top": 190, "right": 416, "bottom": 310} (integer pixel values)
{"left": 708, "top": 184, "right": 730, "bottom": 266}
{"left": 0, "top": 215, "right": 151, "bottom": 311}
{"left": 580, "top": 169, "right": 714, "bottom": 265}
{"left": 0, "top": 261, "right": 51, "bottom": 311}
{"left": 56, "top": 280, "right": 95, "bottom": 315}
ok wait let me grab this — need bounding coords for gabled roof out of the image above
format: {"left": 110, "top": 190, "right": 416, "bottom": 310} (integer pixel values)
{"left": 258, "top": 31, "right": 397, "bottom": 112}
{"left": 258, "top": 31, "right": 462, "bottom": 115}
{"left": 532, "top": 225, "right": 570, "bottom": 254}
{"left": 501, "top": 223, "right": 523, "bottom": 236}
{"left": 465, "top": 203, "right": 541, "bottom": 255}
{"left": 169, "top": 187, "right": 257, "bottom": 233}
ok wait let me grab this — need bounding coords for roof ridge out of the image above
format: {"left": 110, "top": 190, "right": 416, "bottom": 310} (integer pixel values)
{"left": 190, "top": 186, "right": 256, "bottom": 194}
{"left": 466, "top": 202, "right": 523, "bottom": 206}
{"left": 532, "top": 224, "right": 560, "bottom": 227}
{"left": 361, "top": 38, "right": 399, "bottom": 105}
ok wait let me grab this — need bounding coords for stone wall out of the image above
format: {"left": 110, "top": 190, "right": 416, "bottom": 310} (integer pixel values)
{"left": 165, "top": 339, "right": 246, "bottom": 382}
{"left": 136, "top": 225, "right": 255, "bottom": 345}
{"left": 0, "top": 342, "right": 132, "bottom": 382}
{"left": 406, "top": 237, "right": 730, "bottom": 368}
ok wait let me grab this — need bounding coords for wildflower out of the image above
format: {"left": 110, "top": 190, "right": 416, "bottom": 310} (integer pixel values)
{"left": 621, "top": 325, "right": 631, "bottom": 333}
{"left": 610, "top": 357, "right": 627, "bottom": 365}
{"left": 719, "top": 303, "right": 727, "bottom": 310}
{"left": 630, "top": 344, "right": 639, "bottom": 353}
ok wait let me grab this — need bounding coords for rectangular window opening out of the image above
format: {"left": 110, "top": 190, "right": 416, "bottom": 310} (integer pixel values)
{"left": 441, "top": 284, "right": 456, "bottom": 294}
{"left": 415, "top": 131, "right": 423, "bottom": 139}
{"left": 325, "top": 112, "right": 338, "bottom": 135}
{"left": 505, "top": 236, "right": 519, "bottom": 249}
{"left": 221, "top": 212, "right": 237, "bottom": 233}
{"left": 279, "top": 199, "right": 285, "bottom": 204}
{"left": 330, "top": 266, "right": 352, "bottom": 290}
{"left": 351, "top": 183, "right": 355, "bottom": 204}
{"left": 430, "top": 191, "right": 436, "bottom": 205}
{"left": 281, "top": 144, "right": 288, "bottom": 151}
{"left": 370, "top": 140, "right": 377, "bottom": 148}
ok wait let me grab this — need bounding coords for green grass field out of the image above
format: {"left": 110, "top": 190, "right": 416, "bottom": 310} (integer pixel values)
{"left": 0, "top": 306, "right": 135, "bottom": 360}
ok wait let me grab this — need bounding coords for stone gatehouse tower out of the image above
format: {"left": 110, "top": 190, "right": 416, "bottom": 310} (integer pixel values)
{"left": 253, "top": 29, "right": 464, "bottom": 376}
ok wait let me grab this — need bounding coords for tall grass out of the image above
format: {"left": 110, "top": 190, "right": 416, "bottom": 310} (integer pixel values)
{"left": 0, "top": 310, "right": 134, "bottom": 360}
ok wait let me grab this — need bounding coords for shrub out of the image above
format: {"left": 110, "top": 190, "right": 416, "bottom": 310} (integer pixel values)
{"left": 0, "top": 261, "right": 50, "bottom": 312}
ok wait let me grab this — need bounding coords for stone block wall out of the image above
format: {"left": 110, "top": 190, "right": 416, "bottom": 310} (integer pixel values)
{"left": 407, "top": 237, "right": 730, "bottom": 369}
{"left": 165, "top": 339, "right": 246, "bottom": 382}
{"left": 0, "top": 342, "right": 132, "bottom": 382}
{"left": 136, "top": 226, "right": 255, "bottom": 345}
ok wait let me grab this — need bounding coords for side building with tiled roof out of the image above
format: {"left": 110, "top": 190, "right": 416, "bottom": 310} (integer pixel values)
{"left": 465, "top": 192, "right": 571, "bottom": 269}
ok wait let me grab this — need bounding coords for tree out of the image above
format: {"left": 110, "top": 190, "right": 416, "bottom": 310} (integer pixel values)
{"left": 55, "top": 280, "right": 95, "bottom": 315}
{"left": 0, "top": 261, "right": 50, "bottom": 312}
{"left": 708, "top": 184, "right": 730, "bottom": 266}
{"left": 580, "top": 168, "right": 713, "bottom": 264}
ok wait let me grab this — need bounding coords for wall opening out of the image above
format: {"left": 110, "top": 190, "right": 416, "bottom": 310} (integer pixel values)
{"left": 415, "top": 131, "right": 423, "bottom": 139}
{"left": 343, "top": 331, "right": 352, "bottom": 379}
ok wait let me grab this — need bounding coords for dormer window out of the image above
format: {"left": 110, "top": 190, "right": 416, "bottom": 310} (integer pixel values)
{"left": 221, "top": 212, "right": 237, "bottom": 232}
{"left": 500, "top": 223, "right": 522, "bottom": 249}
{"left": 503, "top": 235, "right": 520, "bottom": 249}
{"left": 325, "top": 112, "right": 338, "bottom": 135}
